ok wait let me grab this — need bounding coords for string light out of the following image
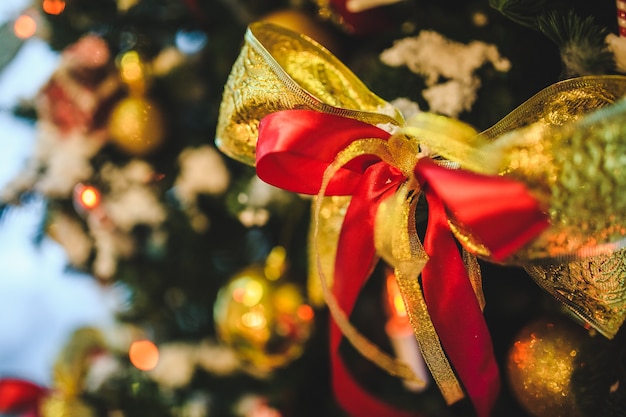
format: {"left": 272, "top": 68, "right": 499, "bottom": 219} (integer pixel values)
{"left": 13, "top": 14, "right": 37, "bottom": 39}
{"left": 296, "top": 304, "right": 314, "bottom": 322}
{"left": 73, "top": 184, "right": 101, "bottom": 211}
{"left": 385, "top": 269, "right": 408, "bottom": 321}
{"left": 129, "top": 340, "right": 159, "bottom": 371}
{"left": 42, "top": 0, "right": 66, "bottom": 15}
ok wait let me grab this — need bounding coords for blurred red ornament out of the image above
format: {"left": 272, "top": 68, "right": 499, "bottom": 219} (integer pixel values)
{"left": 0, "top": 378, "right": 46, "bottom": 415}
{"left": 64, "top": 34, "right": 111, "bottom": 69}
{"left": 36, "top": 34, "right": 119, "bottom": 137}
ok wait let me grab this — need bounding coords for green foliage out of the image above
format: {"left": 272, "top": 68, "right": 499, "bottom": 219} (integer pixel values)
{"left": 538, "top": 10, "right": 606, "bottom": 47}
{"left": 489, "top": 0, "right": 553, "bottom": 30}
{"left": 538, "top": 11, "right": 615, "bottom": 76}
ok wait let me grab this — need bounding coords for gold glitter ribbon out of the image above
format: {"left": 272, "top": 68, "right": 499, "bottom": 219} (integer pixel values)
{"left": 478, "top": 77, "right": 626, "bottom": 338}
{"left": 216, "top": 21, "right": 626, "bottom": 402}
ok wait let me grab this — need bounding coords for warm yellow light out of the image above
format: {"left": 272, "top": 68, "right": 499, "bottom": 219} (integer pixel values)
{"left": 242, "top": 279, "right": 264, "bottom": 307}
{"left": 119, "top": 51, "right": 145, "bottom": 85}
{"left": 241, "top": 311, "right": 266, "bottom": 329}
{"left": 14, "top": 15, "right": 37, "bottom": 39}
{"left": 42, "top": 0, "right": 66, "bottom": 15}
{"left": 129, "top": 340, "right": 159, "bottom": 371}
{"left": 386, "top": 271, "right": 407, "bottom": 318}
{"left": 79, "top": 186, "right": 101, "bottom": 210}
{"left": 296, "top": 304, "right": 314, "bottom": 322}
{"left": 393, "top": 293, "right": 407, "bottom": 317}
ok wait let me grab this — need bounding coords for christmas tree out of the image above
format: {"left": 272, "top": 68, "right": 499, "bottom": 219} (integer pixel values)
{"left": 1, "top": 0, "right": 625, "bottom": 417}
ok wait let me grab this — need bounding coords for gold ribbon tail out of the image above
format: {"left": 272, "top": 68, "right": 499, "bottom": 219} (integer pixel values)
{"left": 375, "top": 182, "right": 465, "bottom": 404}
{"left": 313, "top": 139, "right": 424, "bottom": 384}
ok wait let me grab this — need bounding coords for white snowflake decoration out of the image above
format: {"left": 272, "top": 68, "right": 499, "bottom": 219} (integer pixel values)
{"left": 173, "top": 145, "right": 230, "bottom": 232}
{"left": 380, "top": 30, "right": 511, "bottom": 117}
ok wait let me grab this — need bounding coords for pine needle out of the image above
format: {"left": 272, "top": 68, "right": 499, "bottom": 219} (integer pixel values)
{"left": 538, "top": 11, "right": 614, "bottom": 76}
{"left": 489, "top": 0, "right": 552, "bottom": 30}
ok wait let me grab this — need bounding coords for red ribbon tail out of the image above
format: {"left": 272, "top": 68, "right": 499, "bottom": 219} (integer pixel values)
{"left": 331, "top": 345, "right": 426, "bottom": 417}
{"left": 329, "top": 163, "right": 423, "bottom": 417}
{"left": 422, "top": 190, "right": 500, "bottom": 417}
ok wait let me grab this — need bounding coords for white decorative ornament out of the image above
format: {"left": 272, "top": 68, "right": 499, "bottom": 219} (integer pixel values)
{"left": 148, "top": 343, "right": 197, "bottom": 389}
{"left": 195, "top": 339, "right": 241, "bottom": 376}
{"left": 175, "top": 145, "right": 230, "bottom": 204}
{"left": 49, "top": 212, "right": 93, "bottom": 266}
{"left": 380, "top": 30, "right": 510, "bottom": 117}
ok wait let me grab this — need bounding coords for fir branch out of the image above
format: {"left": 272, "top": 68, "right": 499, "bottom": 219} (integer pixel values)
{"left": 537, "top": 10, "right": 606, "bottom": 48}
{"left": 489, "top": 0, "right": 552, "bottom": 30}
{"left": 538, "top": 11, "right": 614, "bottom": 76}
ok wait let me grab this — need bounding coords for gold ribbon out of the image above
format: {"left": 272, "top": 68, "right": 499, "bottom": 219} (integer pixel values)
{"left": 216, "top": 21, "right": 626, "bottom": 401}
{"left": 479, "top": 78, "right": 626, "bottom": 338}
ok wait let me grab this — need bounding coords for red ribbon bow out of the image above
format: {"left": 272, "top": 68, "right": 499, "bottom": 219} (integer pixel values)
{"left": 256, "top": 109, "right": 549, "bottom": 417}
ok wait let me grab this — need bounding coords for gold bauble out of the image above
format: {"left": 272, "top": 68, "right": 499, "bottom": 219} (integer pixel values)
{"left": 260, "top": 9, "right": 342, "bottom": 56}
{"left": 40, "top": 395, "right": 97, "bottom": 417}
{"left": 108, "top": 95, "right": 165, "bottom": 156}
{"left": 214, "top": 249, "right": 314, "bottom": 374}
{"left": 507, "top": 317, "right": 592, "bottom": 417}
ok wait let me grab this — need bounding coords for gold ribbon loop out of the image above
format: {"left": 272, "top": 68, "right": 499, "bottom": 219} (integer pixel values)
{"left": 216, "top": 22, "right": 403, "bottom": 166}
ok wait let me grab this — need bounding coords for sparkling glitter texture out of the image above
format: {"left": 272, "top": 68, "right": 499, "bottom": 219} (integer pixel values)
{"left": 507, "top": 317, "right": 592, "bottom": 417}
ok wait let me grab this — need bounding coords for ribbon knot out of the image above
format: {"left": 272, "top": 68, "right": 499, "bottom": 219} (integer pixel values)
{"left": 387, "top": 134, "right": 422, "bottom": 178}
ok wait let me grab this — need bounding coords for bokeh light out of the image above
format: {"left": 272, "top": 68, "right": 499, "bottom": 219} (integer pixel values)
{"left": 129, "top": 339, "right": 159, "bottom": 371}
{"left": 42, "top": 0, "right": 66, "bottom": 15}
{"left": 13, "top": 14, "right": 37, "bottom": 39}
{"left": 77, "top": 185, "right": 101, "bottom": 210}
{"left": 386, "top": 270, "right": 408, "bottom": 319}
{"left": 232, "top": 277, "right": 264, "bottom": 307}
{"left": 175, "top": 29, "right": 207, "bottom": 54}
{"left": 296, "top": 304, "right": 314, "bottom": 322}
{"left": 119, "top": 51, "right": 145, "bottom": 87}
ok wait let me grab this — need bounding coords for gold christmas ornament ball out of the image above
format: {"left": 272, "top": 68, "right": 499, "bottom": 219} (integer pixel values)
{"left": 260, "top": 9, "right": 341, "bottom": 56}
{"left": 108, "top": 95, "right": 165, "bottom": 156}
{"left": 214, "top": 264, "right": 314, "bottom": 374}
{"left": 41, "top": 395, "right": 97, "bottom": 417}
{"left": 507, "top": 316, "right": 592, "bottom": 417}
